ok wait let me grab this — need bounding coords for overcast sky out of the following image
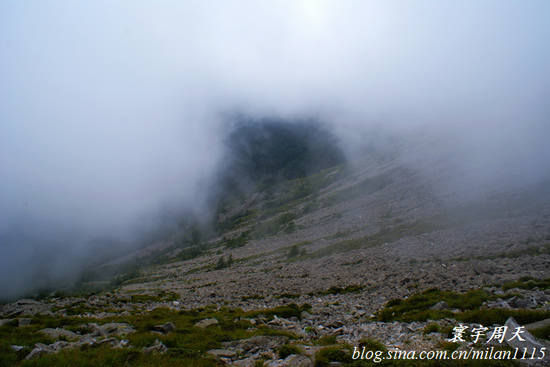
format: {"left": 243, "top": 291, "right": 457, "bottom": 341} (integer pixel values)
{"left": 1, "top": 1, "right": 549, "bottom": 298}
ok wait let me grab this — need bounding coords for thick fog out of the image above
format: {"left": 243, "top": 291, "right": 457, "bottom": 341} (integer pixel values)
{"left": 1, "top": 1, "right": 549, "bottom": 299}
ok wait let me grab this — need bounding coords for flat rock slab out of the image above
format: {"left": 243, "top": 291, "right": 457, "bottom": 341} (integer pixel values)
{"left": 194, "top": 318, "right": 219, "bottom": 328}
{"left": 207, "top": 349, "right": 237, "bottom": 358}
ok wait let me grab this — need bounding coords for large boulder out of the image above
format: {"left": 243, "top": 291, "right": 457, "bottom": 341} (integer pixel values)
{"left": 504, "top": 317, "right": 549, "bottom": 364}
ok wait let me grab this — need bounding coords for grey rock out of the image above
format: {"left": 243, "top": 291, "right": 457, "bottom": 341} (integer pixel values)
{"left": 326, "top": 320, "right": 344, "bottom": 328}
{"left": 225, "top": 335, "right": 289, "bottom": 353}
{"left": 77, "top": 335, "right": 96, "bottom": 346}
{"left": 207, "top": 349, "right": 237, "bottom": 358}
{"left": 10, "top": 345, "right": 24, "bottom": 352}
{"left": 50, "top": 341, "right": 72, "bottom": 351}
{"left": 285, "top": 355, "right": 313, "bottom": 367}
{"left": 504, "top": 317, "right": 549, "bottom": 363}
{"left": 25, "top": 343, "right": 52, "bottom": 360}
{"left": 232, "top": 357, "right": 257, "bottom": 366}
{"left": 89, "top": 322, "right": 135, "bottom": 337}
{"left": 97, "top": 337, "right": 119, "bottom": 346}
{"left": 430, "top": 301, "right": 449, "bottom": 311}
{"left": 143, "top": 339, "right": 167, "bottom": 354}
{"left": 194, "top": 318, "right": 219, "bottom": 328}
{"left": 103, "top": 322, "right": 135, "bottom": 335}
{"left": 88, "top": 323, "right": 108, "bottom": 337}
{"left": 152, "top": 322, "right": 175, "bottom": 334}
{"left": 16, "top": 299, "right": 41, "bottom": 306}
{"left": 508, "top": 296, "right": 534, "bottom": 309}
{"left": 485, "top": 299, "right": 511, "bottom": 309}
{"left": 6, "top": 310, "right": 23, "bottom": 318}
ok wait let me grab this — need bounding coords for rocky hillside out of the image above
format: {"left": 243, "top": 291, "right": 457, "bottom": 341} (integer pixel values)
{"left": 1, "top": 126, "right": 550, "bottom": 366}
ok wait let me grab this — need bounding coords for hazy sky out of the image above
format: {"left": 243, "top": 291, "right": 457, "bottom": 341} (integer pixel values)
{"left": 1, "top": 1, "right": 549, "bottom": 298}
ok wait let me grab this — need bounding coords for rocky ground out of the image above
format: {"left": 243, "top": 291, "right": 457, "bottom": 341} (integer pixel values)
{"left": 1, "top": 153, "right": 550, "bottom": 366}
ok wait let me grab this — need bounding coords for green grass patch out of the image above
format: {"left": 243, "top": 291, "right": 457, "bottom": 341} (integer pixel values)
{"left": 277, "top": 344, "right": 302, "bottom": 359}
{"left": 0, "top": 303, "right": 308, "bottom": 366}
{"left": 217, "top": 209, "right": 257, "bottom": 233}
{"left": 241, "top": 294, "right": 264, "bottom": 301}
{"left": 358, "top": 338, "right": 387, "bottom": 352}
{"left": 17, "top": 344, "right": 219, "bottom": 367}
{"left": 530, "top": 324, "right": 550, "bottom": 340}
{"left": 247, "top": 303, "right": 311, "bottom": 321}
{"left": 423, "top": 323, "right": 440, "bottom": 334}
{"left": 314, "top": 346, "right": 353, "bottom": 366}
{"left": 224, "top": 231, "right": 250, "bottom": 249}
{"left": 315, "top": 335, "right": 337, "bottom": 346}
{"left": 378, "top": 288, "right": 550, "bottom": 325}
{"left": 0, "top": 314, "right": 100, "bottom": 366}
{"left": 313, "top": 344, "right": 518, "bottom": 366}
{"left": 253, "top": 212, "right": 297, "bottom": 238}
{"left": 502, "top": 277, "right": 550, "bottom": 291}
{"left": 378, "top": 288, "right": 492, "bottom": 322}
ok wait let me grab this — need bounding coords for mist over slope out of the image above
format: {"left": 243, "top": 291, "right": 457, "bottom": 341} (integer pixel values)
{"left": 1, "top": 1, "right": 550, "bottom": 300}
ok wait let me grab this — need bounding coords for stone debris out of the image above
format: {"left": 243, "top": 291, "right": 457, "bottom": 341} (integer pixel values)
{"left": 430, "top": 301, "right": 448, "bottom": 310}
{"left": 2, "top": 149, "right": 550, "bottom": 364}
